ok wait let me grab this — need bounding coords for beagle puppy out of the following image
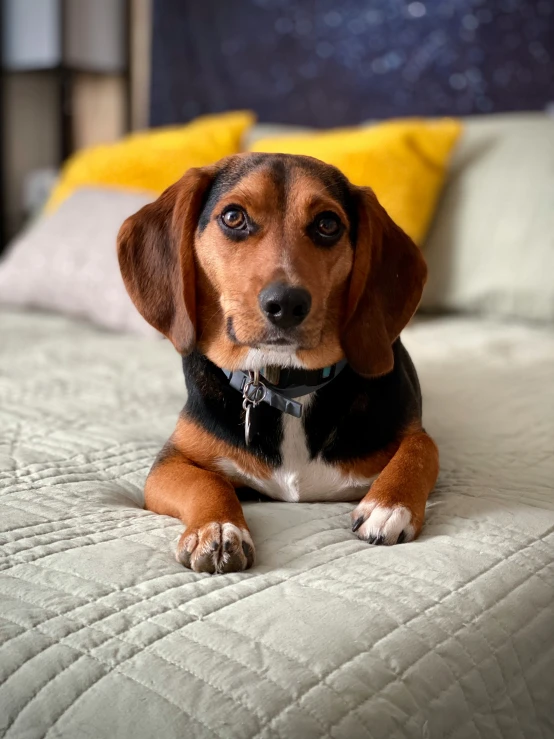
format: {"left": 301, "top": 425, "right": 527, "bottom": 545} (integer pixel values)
{"left": 118, "top": 153, "right": 439, "bottom": 574}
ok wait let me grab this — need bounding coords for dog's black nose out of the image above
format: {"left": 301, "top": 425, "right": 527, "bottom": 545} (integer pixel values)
{"left": 258, "top": 282, "right": 312, "bottom": 329}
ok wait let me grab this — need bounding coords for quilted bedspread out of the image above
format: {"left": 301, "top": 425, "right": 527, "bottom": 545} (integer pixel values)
{"left": 1, "top": 310, "right": 553, "bottom": 739}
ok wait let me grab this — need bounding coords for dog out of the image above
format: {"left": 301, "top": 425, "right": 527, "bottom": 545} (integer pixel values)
{"left": 117, "top": 152, "right": 439, "bottom": 574}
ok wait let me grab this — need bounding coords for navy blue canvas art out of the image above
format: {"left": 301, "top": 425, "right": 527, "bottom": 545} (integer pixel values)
{"left": 150, "top": 0, "right": 554, "bottom": 127}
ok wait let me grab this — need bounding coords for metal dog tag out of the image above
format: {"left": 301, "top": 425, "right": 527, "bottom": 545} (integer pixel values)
{"left": 242, "top": 371, "right": 266, "bottom": 446}
{"left": 244, "top": 403, "right": 255, "bottom": 446}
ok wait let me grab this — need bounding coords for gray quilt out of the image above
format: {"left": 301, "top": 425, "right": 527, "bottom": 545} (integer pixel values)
{"left": 1, "top": 310, "right": 553, "bottom": 739}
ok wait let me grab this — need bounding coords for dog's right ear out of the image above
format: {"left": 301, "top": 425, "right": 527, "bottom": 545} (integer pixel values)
{"left": 117, "top": 165, "right": 217, "bottom": 354}
{"left": 341, "top": 187, "right": 427, "bottom": 377}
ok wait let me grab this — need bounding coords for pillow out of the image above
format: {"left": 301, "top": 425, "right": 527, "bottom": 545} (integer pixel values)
{"left": 249, "top": 118, "right": 462, "bottom": 244}
{"left": 0, "top": 189, "right": 158, "bottom": 336}
{"left": 421, "top": 113, "right": 554, "bottom": 322}
{"left": 242, "top": 122, "right": 315, "bottom": 150}
{"left": 46, "top": 110, "right": 255, "bottom": 212}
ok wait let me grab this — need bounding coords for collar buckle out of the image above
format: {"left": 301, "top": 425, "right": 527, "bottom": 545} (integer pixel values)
{"left": 223, "top": 359, "right": 348, "bottom": 426}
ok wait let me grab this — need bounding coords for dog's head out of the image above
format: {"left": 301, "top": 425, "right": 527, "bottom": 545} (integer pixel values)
{"left": 118, "top": 153, "right": 426, "bottom": 377}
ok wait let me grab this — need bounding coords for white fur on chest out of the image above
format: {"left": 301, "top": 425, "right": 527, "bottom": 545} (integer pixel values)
{"left": 216, "top": 398, "right": 374, "bottom": 503}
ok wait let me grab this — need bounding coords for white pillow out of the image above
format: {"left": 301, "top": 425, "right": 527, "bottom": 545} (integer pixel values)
{"left": 422, "top": 112, "right": 554, "bottom": 322}
{"left": 0, "top": 188, "right": 158, "bottom": 336}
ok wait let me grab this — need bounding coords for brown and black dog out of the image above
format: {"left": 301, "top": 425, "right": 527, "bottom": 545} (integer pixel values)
{"left": 118, "top": 153, "right": 439, "bottom": 574}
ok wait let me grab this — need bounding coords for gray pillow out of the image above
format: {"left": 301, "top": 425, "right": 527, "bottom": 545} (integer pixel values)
{"left": 0, "top": 188, "right": 158, "bottom": 337}
{"left": 241, "top": 123, "right": 315, "bottom": 149}
{"left": 422, "top": 112, "right": 554, "bottom": 322}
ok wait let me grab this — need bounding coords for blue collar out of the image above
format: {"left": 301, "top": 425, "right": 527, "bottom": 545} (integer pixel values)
{"left": 221, "top": 360, "right": 348, "bottom": 418}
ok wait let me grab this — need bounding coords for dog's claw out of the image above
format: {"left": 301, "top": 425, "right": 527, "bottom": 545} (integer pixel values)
{"left": 178, "top": 548, "right": 192, "bottom": 568}
{"left": 242, "top": 541, "right": 255, "bottom": 567}
{"left": 352, "top": 516, "right": 364, "bottom": 533}
{"left": 367, "top": 534, "right": 385, "bottom": 545}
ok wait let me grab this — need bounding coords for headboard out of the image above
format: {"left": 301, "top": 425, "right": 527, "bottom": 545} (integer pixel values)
{"left": 150, "top": 0, "right": 553, "bottom": 128}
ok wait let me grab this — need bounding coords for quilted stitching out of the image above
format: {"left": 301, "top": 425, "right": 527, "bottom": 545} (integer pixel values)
{"left": 1, "top": 311, "right": 554, "bottom": 739}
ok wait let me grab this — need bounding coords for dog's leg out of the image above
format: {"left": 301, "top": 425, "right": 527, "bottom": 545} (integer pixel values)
{"left": 351, "top": 430, "right": 439, "bottom": 545}
{"left": 145, "top": 448, "right": 254, "bottom": 573}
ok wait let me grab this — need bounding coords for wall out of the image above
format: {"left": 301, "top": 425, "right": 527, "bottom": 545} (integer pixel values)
{"left": 2, "top": 0, "right": 135, "bottom": 240}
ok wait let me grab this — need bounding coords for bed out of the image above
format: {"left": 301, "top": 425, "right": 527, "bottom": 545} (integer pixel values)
{"left": 1, "top": 309, "right": 553, "bottom": 738}
{"left": 2, "top": 1, "right": 554, "bottom": 734}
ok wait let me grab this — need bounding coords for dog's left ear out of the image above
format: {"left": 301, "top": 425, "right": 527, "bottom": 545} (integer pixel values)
{"left": 117, "top": 165, "right": 217, "bottom": 354}
{"left": 341, "top": 187, "right": 427, "bottom": 377}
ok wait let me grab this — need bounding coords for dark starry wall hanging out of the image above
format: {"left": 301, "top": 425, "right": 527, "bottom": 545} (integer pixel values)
{"left": 150, "top": 0, "right": 554, "bottom": 128}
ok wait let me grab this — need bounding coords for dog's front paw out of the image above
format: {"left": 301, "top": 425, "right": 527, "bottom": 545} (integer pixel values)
{"left": 351, "top": 499, "right": 418, "bottom": 545}
{"left": 176, "top": 522, "right": 255, "bottom": 574}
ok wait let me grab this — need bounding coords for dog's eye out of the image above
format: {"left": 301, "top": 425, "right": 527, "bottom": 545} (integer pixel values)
{"left": 312, "top": 212, "right": 343, "bottom": 242}
{"left": 317, "top": 215, "right": 340, "bottom": 236}
{"left": 221, "top": 208, "right": 247, "bottom": 230}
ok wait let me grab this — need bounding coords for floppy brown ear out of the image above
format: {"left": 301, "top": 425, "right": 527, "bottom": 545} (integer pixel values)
{"left": 341, "top": 187, "right": 427, "bottom": 377}
{"left": 117, "top": 166, "right": 217, "bottom": 353}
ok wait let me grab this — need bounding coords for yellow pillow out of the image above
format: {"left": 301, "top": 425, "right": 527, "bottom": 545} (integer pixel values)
{"left": 46, "top": 110, "right": 256, "bottom": 212}
{"left": 249, "top": 118, "right": 462, "bottom": 244}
